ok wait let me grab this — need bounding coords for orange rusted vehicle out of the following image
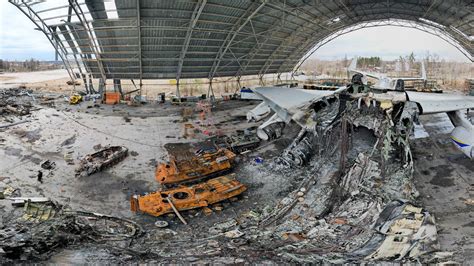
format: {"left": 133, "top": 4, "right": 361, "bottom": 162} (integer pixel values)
{"left": 156, "top": 143, "right": 236, "bottom": 185}
{"left": 130, "top": 175, "right": 246, "bottom": 217}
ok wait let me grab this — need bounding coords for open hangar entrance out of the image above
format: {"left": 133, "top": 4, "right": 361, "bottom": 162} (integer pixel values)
{"left": 9, "top": 0, "right": 473, "bottom": 96}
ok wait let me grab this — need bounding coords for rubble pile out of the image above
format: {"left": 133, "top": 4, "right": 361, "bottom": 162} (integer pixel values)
{"left": 0, "top": 202, "right": 141, "bottom": 262}
{"left": 0, "top": 88, "right": 34, "bottom": 125}
{"left": 246, "top": 94, "right": 435, "bottom": 263}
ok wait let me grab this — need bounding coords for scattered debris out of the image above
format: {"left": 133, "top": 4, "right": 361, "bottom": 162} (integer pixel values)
{"left": 40, "top": 160, "right": 55, "bottom": 170}
{"left": 22, "top": 201, "right": 60, "bottom": 221}
{"left": 0, "top": 203, "right": 142, "bottom": 261}
{"left": 0, "top": 120, "right": 30, "bottom": 129}
{"left": 224, "top": 229, "right": 244, "bottom": 238}
{"left": 154, "top": 220, "right": 169, "bottom": 228}
{"left": 63, "top": 150, "right": 74, "bottom": 165}
{"left": 214, "top": 128, "right": 261, "bottom": 154}
{"left": 9, "top": 197, "right": 50, "bottom": 207}
{"left": 0, "top": 186, "right": 18, "bottom": 199}
{"left": 209, "top": 219, "right": 238, "bottom": 234}
{"left": 365, "top": 201, "right": 439, "bottom": 261}
{"left": 203, "top": 207, "right": 213, "bottom": 216}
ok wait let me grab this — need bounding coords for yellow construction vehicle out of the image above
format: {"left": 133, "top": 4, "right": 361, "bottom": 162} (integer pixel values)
{"left": 69, "top": 94, "right": 82, "bottom": 105}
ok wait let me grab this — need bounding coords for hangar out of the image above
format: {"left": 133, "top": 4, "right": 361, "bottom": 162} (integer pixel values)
{"left": 2, "top": 0, "right": 474, "bottom": 263}
{"left": 10, "top": 0, "right": 473, "bottom": 95}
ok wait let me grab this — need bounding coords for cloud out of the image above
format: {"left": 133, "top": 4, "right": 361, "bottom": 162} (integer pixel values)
{"left": 0, "top": 1, "right": 55, "bottom": 60}
{"left": 308, "top": 25, "right": 470, "bottom": 62}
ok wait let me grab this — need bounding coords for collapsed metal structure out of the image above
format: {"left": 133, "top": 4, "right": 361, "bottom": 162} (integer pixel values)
{"left": 9, "top": 0, "right": 473, "bottom": 95}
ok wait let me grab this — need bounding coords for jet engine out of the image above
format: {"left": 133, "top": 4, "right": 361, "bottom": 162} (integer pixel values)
{"left": 247, "top": 102, "right": 271, "bottom": 122}
{"left": 447, "top": 110, "right": 473, "bottom": 159}
{"left": 451, "top": 126, "right": 473, "bottom": 159}
{"left": 257, "top": 114, "right": 285, "bottom": 140}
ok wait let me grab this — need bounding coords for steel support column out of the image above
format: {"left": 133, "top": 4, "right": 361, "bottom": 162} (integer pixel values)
{"left": 176, "top": 0, "right": 206, "bottom": 82}
{"left": 68, "top": 0, "right": 108, "bottom": 90}
{"left": 136, "top": 0, "right": 143, "bottom": 94}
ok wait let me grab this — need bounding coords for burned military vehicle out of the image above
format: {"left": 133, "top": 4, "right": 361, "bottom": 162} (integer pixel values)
{"left": 75, "top": 146, "right": 129, "bottom": 177}
{"left": 213, "top": 127, "right": 261, "bottom": 154}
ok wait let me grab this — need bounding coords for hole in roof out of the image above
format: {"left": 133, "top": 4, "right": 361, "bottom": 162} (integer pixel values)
{"left": 104, "top": 0, "right": 118, "bottom": 19}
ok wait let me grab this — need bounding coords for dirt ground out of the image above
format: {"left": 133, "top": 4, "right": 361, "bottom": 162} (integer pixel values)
{"left": 0, "top": 69, "right": 284, "bottom": 97}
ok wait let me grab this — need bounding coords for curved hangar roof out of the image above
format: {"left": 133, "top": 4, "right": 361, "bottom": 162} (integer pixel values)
{"left": 11, "top": 0, "right": 473, "bottom": 80}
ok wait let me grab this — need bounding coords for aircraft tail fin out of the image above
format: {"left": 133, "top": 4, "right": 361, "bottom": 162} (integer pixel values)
{"left": 420, "top": 60, "right": 427, "bottom": 80}
{"left": 348, "top": 57, "right": 357, "bottom": 72}
{"left": 347, "top": 57, "right": 358, "bottom": 78}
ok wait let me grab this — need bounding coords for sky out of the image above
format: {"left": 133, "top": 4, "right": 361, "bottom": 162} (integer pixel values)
{"left": 0, "top": 1, "right": 471, "bottom": 63}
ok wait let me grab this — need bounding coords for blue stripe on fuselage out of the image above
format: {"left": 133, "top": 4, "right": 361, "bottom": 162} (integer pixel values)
{"left": 451, "top": 138, "right": 469, "bottom": 148}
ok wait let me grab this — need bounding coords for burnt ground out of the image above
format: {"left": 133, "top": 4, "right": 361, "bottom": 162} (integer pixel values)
{"left": 0, "top": 91, "right": 473, "bottom": 263}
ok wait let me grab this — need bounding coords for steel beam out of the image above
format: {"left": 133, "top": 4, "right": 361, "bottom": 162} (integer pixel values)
{"left": 176, "top": 0, "right": 207, "bottom": 94}
{"left": 235, "top": 7, "right": 299, "bottom": 77}
{"left": 208, "top": 0, "right": 267, "bottom": 80}
{"left": 68, "top": 0, "right": 108, "bottom": 85}
{"left": 136, "top": 0, "right": 143, "bottom": 91}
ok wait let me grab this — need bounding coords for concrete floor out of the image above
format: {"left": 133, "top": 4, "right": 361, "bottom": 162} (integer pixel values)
{"left": 0, "top": 93, "right": 473, "bottom": 263}
{"left": 0, "top": 97, "right": 304, "bottom": 230}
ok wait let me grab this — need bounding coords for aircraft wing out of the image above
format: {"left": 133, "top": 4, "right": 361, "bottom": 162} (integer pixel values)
{"left": 406, "top": 91, "right": 474, "bottom": 114}
{"left": 253, "top": 87, "right": 336, "bottom": 123}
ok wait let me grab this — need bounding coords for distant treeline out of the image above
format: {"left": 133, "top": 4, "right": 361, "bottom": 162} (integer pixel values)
{"left": 0, "top": 59, "right": 62, "bottom": 72}
{"left": 357, "top": 56, "right": 381, "bottom": 67}
{"left": 300, "top": 52, "right": 473, "bottom": 91}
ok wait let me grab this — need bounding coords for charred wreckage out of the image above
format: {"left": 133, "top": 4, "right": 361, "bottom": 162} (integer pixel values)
{"left": 0, "top": 78, "right": 472, "bottom": 263}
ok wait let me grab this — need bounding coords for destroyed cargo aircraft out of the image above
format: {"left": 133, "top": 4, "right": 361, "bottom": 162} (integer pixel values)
{"left": 249, "top": 67, "right": 474, "bottom": 162}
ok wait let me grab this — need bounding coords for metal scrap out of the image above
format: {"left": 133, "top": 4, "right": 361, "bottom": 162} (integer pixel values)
{"left": 156, "top": 142, "right": 235, "bottom": 185}
{"left": 0, "top": 203, "right": 141, "bottom": 261}
{"left": 365, "top": 201, "right": 439, "bottom": 261}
